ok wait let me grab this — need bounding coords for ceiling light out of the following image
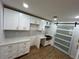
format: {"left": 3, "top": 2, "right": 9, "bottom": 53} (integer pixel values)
{"left": 23, "top": 2, "right": 29, "bottom": 8}
{"left": 53, "top": 16, "right": 58, "bottom": 20}
{"left": 75, "top": 16, "right": 79, "bottom": 19}
{"left": 54, "top": 18, "right": 57, "bottom": 20}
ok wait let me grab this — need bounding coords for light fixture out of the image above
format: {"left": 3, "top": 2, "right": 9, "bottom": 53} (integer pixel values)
{"left": 54, "top": 18, "right": 57, "bottom": 20}
{"left": 23, "top": 2, "right": 29, "bottom": 8}
{"left": 75, "top": 16, "right": 79, "bottom": 19}
{"left": 53, "top": 16, "right": 58, "bottom": 20}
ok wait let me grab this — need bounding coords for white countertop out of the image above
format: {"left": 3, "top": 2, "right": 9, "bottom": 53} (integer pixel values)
{"left": 0, "top": 35, "right": 45, "bottom": 46}
{"left": 0, "top": 37, "right": 30, "bottom": 46}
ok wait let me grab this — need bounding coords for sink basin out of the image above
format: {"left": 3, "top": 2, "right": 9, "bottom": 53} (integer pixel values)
{"left": 45, "top": 35, "right": 52, "bottom": 40}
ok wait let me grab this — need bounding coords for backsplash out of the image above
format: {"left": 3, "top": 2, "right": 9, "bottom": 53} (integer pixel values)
{"left": 4, "top": 30, "right": 43, "bottom": 39}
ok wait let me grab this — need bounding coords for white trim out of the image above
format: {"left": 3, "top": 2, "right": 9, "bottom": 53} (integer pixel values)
{"left": 54, "top": 41, "right": 69, "bottom": 49}
{"left": 55, "top": 37, "right": 70, "bottom": 43}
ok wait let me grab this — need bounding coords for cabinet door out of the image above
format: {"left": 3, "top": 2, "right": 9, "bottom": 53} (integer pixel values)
{"left": 19, "top": 13, "right": 30, "bottom": 30}
{"left": 30, "top": 37, "right": 36, "bottom": 46}
{"left": 34, "top": 36, "right": 41, "bottom": 48}
{"left": 24, "top": 15, "right": 30, "bottom": 30}
{"left": 17, "top": 42, "right": 30, "bottom": 57}
{"left": 7, "top": 44, "right": 18, "bottom": 59}
{"left": 0, "top": 45, "right": 9, "bottom": 59}
{"left": 17, "top": 42, "right": 26, "bottom": 56}
{"left": 4, "top": 8, "right": 19, "bottom": 30}
{"left": 24, "top": 41, "right": 30, "bottom": 53}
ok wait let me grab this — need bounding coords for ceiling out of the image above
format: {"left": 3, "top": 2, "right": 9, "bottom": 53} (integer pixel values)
{"left": 2, "top": 0, "right": 79, "bottom": 22}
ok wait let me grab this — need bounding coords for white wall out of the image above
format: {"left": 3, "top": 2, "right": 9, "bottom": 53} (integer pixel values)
{"left": 70, "top": 25, "right": 79, "bottom": 58}
{"left": 48, "top": 23, "right": 57, "bottom": 45}
{"left": 0, "top": 0, "right": 4, "bottom": 42}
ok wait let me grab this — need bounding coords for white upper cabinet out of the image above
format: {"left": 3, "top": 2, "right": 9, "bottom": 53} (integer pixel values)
{"left": 4, "top": 8, "right": 30, "bottom": 30}
{"left": 4, "top": 8, "right": 19, "bottom": 30}
{"left": 24, "top": 15, "right": 30, "bottom": 30}
{"left": 19, "top": 13, "right": 30, "bottom": 30}
{"left": 4, "top": 8, "right": 47, "bottom": 31}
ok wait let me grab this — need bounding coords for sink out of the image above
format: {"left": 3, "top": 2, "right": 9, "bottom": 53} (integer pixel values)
{"left": 45, "top": 35, "right": 52, "bottom": 40}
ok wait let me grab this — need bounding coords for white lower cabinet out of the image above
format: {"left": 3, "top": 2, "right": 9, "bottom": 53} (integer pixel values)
{"left": 33, "top": 36, "right": 40, "bottom": 48}
{"left": 0, "top": 45, "right": 9, "bottom": 59}
{"left": 8, "top": 44, "right": 18, "bottom": 59}
{"left": 30, "top": 36, "right": 41, "bottom": 48}
{"left": 25, "top": 42, "right": 30, "bottom": 53}
{"left": 17, "top": 42, "right": 26, "bottom": 57}
{"left": 17, "top": 42, "right": 30, "bottom": 57}
{"left": 30, "top": 37, "right": 35, "bottom": 46}
{"left": 0, "top": 41, "right": 30, "bottom": 59}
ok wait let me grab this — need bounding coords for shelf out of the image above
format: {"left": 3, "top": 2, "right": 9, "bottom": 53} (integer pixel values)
{"left": 56, "top": 29, "right": 72, "bottom": 36}
{"left": 54, "top": 45, "right": 69, "bottom": 55}
{"left": 57, "top": 25, "right": 74, "bottom": 30}
{"left": 55, "top": 37, "right": 70, "bottom": 43}
{"left": 57, "top": 28, "right": 72, "bottom": 32}
{"left": 54, "top": 25, "right": 74, "bottom": 55}
{"left": 56, "top": 33, "right": 72, "bottom": 37}
{"left": 54, "top": 42, "right": 69, "bottom": 53}
{"left": 54, "top": 41, "right": 69, "bottom": 49}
